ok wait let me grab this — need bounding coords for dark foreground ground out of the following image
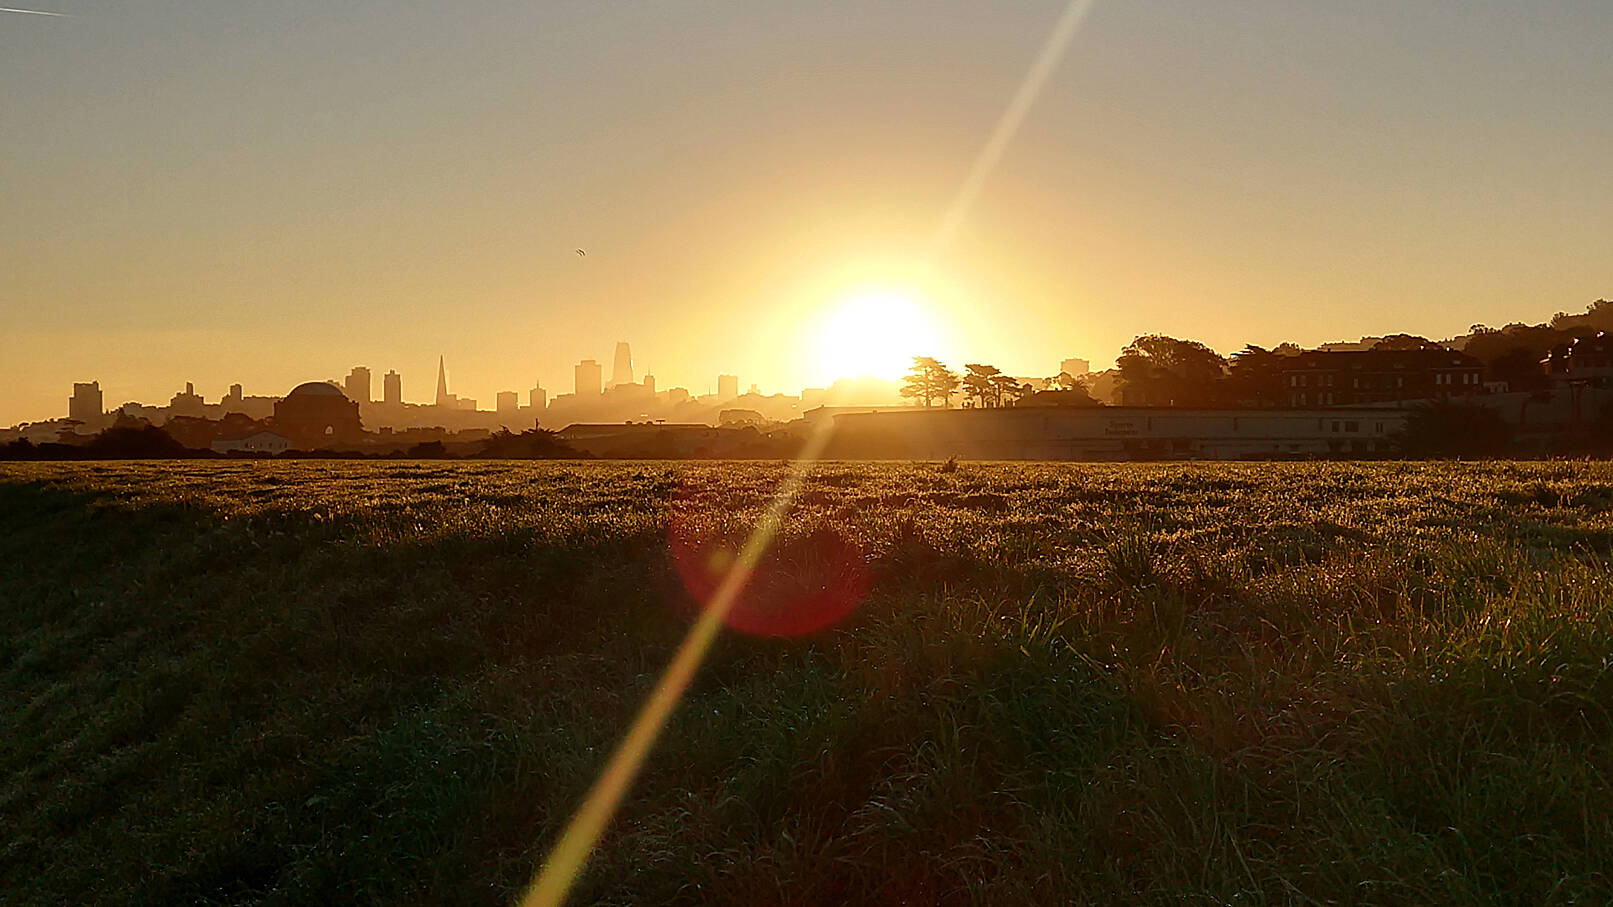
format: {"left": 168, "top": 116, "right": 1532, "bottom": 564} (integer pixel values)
{"left": 2, "top": 460, "right": 1610, "bottom": 905}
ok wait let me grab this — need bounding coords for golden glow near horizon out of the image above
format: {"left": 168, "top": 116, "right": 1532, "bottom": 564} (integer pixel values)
{"left": 811, "top": 287, "right": 946, "bottom": 384}
{"left": 5, "top": 4, "right": 1613, "bottom": 424}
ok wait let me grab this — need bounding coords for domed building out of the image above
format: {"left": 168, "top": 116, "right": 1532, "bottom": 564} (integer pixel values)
{"left": 273, "top": 382, "right": 363, "bottom": 448}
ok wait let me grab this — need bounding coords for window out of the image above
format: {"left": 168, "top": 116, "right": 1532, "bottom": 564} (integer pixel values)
{"left": 1331, "top": 420, "right": 1341, "bottom": 432}
{"left": 1345, "top": 420, "right": 1359, "bottom": 432}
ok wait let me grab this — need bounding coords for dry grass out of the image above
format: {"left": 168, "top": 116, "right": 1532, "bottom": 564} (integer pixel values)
{"left": 1, "top": 460, "right": 1610, "bottom": 904}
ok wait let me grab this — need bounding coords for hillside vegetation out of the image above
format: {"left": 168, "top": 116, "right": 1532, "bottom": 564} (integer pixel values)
{"left": 2, "top": 461, "right": 1610, "bottom": 905}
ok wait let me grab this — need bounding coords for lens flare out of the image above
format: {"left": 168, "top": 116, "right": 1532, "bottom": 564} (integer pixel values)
{"left": 518, "top": 419, "right": 839, "bottom": 907}
{"left": 670, "top": 521, "right": 869, "bottom": 638}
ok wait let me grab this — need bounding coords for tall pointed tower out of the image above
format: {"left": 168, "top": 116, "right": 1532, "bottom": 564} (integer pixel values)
{"left": 435, "top": 355, "right": 449, "bottom": 406}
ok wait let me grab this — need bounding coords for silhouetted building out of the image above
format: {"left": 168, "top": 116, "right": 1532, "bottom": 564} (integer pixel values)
{"left": 829, "top": 406, "right": 1411, "bottom": 460}
{"left": 383, "top": 370, "right": 403, "bottom": 405}
{"left": 611, "top": 342, "right": 634, "bottom": 387}
{"left": 643, "top": 374, "right": 656, "bottom": 395}
{"left": 557, "top": 423, "right": 724, "bottom": 458}
{"left": 529, "top": 384, "right": 547, "bottom": 410}
{"left": 1544, "top": 333, "right": 1613, "bottom": 383}
{"left": 211, "top": 431, "right": 292, "bottom": 455}
{"left": 575, "top": 359, "right": 603, "bottom": 396}
{"left": 435, "top": 356, "right": 450, "bottom": 406}
{"left": 718, "top": 374, "right": 739, "bottom": 400}
{"left": 345, "top": 367, "right": 372, "bottom": 404}
{"left": 1061, "top": 358, "right": 1091, "bottom": 378}
{"left": 719, "top": 408, "right": 768, "bottom": 427}
{"left": 496, "top": 390, "right": 519, "bottom": 416}
{"left": 170, "top": 382, "right": 205, "bottom": 418}
{"left": 273, "top": 382, "right": 363, "bottom": 447}
{"left": 217, "top": 383, "right": 276, "bottom": 419}
{"left": 69, "top": 381, "right": 102, "bottom": 424}
{"left": 1282, "top": 349, "right": 1482, "bottom": 407}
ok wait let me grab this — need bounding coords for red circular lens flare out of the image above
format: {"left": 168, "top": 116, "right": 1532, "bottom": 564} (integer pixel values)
{"left": 668, "top": 518, "right": 869, "bottom": 638}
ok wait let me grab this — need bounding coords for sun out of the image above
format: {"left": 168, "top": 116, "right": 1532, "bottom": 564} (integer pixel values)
{"left": 811, "top": 288, "right": 943, "bottom": 383}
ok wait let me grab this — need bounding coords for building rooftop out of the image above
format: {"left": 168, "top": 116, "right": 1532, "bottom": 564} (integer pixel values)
{"left": 286, "top": 381, "right": 347, "bottom": 398}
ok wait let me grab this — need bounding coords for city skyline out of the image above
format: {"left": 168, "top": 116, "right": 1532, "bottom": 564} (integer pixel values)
{"left": 29, "top": 338, "right": 925, "bottom": 429}
{"left": 5, "top": 2, "right": 1612, "bottom": 426}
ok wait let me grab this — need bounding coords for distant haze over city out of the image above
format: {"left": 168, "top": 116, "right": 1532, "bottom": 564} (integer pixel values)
{"left": 5, "top": 1, "right": 1612, "bottom": 426}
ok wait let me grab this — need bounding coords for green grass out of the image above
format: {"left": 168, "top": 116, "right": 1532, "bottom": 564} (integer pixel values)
{"left": 2, "top": 460, "right": 1610, "bottom": 905}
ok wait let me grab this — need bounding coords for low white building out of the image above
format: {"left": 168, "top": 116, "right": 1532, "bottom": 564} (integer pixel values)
{"left": 827, "top": 406, "right": 1411, "bottom": 460}
{"left": 211, "top": 431, "right": 292, "bottom": 455}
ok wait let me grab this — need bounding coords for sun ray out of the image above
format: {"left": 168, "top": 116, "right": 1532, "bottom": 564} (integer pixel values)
{"left": 930, "top": 0, "right": 1099, "bottom": 257}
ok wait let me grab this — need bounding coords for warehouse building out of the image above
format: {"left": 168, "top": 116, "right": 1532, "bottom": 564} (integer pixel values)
{"left": 823, "top": 406, "right": 1411, "bottom": 461}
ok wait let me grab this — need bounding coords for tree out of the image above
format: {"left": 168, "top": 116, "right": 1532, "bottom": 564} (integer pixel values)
{"left": 1551, "top": 299, "right": 1613, "bottom": 333}
{"left": 1403, "top": 401, "right": 1512, "bottom": 457}
{"left": 963, "top": 364, "right": 1004, "bottom": 407}
{"left": 990, "top": 373, "right": 1032, "bottom": 407}
{"left": 1489, "top": 347, "right": 1548, "bottom": 393}
{"left": 478, "top": 428, "right": 576, "bottom": 459}
{"left": 1115, "top": 335, "right": 1227, "bottom": 406}
{"left": 1048, "top": 371, "right": 1084, "bottom": 392}
{"left": 1371, "top": 334, "right": 1443, "bottom": 352}
{"left": 1226, "top": 345, "right": 1290, "bottom": 407}
{"left": 901, "top": 357, "right": 961, "bottom": 408}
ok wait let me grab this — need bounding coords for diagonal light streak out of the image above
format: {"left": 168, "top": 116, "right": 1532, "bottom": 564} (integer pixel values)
{"left": 518, "top": 417, "right": 839, "bottom": 907}
{"left": 0, "top": 7, "right": 71, "bottom": 16}
{"left": 519, "top": 5, "right": 1099, "bottom": 904}
{"left": 929, "top": 0, "right": 1099, "bottom": 258}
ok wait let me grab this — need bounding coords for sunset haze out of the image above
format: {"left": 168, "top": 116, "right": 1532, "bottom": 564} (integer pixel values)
{"left": 3, "top": 0, "right": 1610, "bottom": 424}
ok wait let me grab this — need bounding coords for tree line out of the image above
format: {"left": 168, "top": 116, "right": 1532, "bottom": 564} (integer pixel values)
{"left": 898, "top": 298, "right": 1613, "bottom": 411}
{"left": 899, "top": 357, "right": 1096, "bottom": 409}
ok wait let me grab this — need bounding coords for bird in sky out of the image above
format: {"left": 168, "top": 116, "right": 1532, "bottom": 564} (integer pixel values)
{"left": 575, "top": 249, "right": 587, "bottom": 257}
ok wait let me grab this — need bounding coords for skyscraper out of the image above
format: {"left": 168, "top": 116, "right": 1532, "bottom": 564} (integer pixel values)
{"left": 717, "top": 373, "right": 739, "bottom": 400}
{"left": 529, "top": 384, "right": 547, "bottom": 411}
{"left": 642, "top": 374, "right": 655, "bottom": 395}
{"left": 170, "top": 382, "right": 205, "bottom": 417}
{"left": 69, "top": 381, "right": 102, "bottom": 423}
{"left": 1060, "top": 358, "right": 1091, "bottom": 378}
{"left": 496, "top": 390, "right": 519, "bottom": 415}
{"left": 611, "top": 342, "right": 634, "bottom": 387}
{"left": 575, "top": 359, "right": 603, "bottom": 396}
{"left": 435, "top": 356, "right": 449, "bottom": 406}
{"left": 345, "top": 366, "right": 371, "bottom": 404}
{"left": 383, "top": 370, "right": 402, "bottom": 405}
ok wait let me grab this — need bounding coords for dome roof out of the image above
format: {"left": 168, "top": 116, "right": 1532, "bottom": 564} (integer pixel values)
{"left": 287, "top": 381, "right": 347, "bottom": 398}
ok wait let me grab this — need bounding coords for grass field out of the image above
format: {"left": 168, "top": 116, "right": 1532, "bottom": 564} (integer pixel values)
{"left": 2, "top": 460, "right": 1611, "bottom": 905}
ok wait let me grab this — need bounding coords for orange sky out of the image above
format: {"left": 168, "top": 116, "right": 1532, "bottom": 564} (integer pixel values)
{"left": 3, "top": 1, "right": 1610, "bottom": 424}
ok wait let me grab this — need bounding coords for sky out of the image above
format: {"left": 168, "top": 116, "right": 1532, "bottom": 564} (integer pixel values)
{"left": 3, "top": 0, "right": 1611, "bottom": 425}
